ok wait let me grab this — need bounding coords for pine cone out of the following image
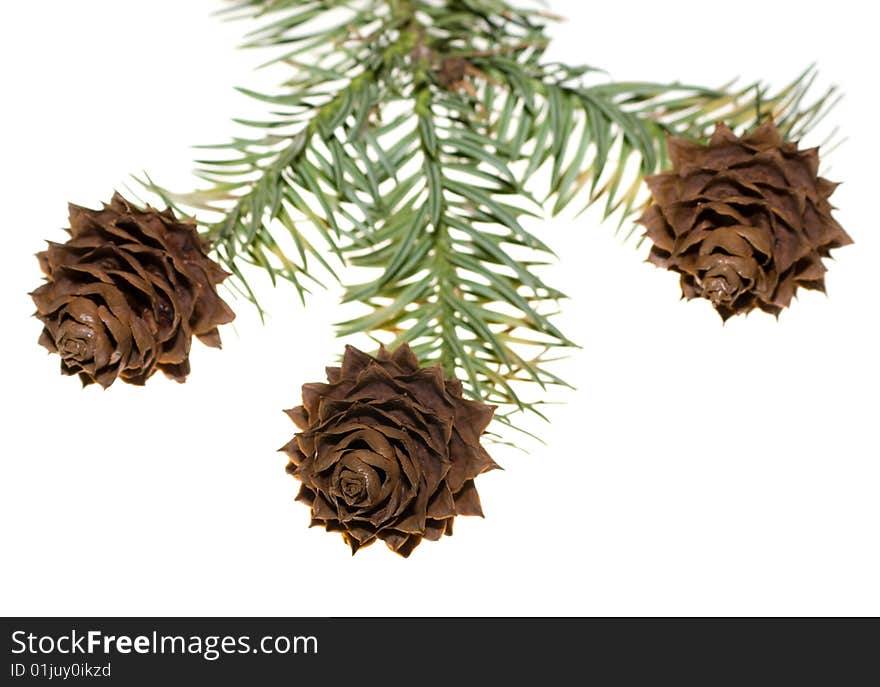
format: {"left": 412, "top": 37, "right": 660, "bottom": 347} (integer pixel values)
{"left": 639, "top": 122, "right": 852, "bottom": 320}
{"left": 281, "top": 344, "right": 499, "bottom": 557}
{"left": 31, "top": 193, "right": 235, "bottom": 387}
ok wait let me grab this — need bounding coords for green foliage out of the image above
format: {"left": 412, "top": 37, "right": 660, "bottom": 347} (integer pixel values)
{"left": 143, "top": 0, "right": 838, "bottom": 419}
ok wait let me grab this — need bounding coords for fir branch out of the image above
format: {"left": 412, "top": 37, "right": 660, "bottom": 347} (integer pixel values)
{"left": 142, "top": 0, "right": 840, "bottom": 417}
{"left": 464, "top": 36, "right": 838, "bottom": 237}
{"left": 528, "top": 66, "right": 840, "bottom": 234}
{"left": 144, "top": 0, "right": 393, "bottom": 305}
{"left": 338, "top": 75, "right": 574, "bottom": 417}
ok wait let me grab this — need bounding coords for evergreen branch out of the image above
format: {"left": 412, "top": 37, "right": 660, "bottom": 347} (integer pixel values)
{"left": 339, "top": 76, "right": 573, "bottom": 417}
{"left": 470, "top": 59, "right": 838, "bottom": 237}
{"left": 141, "top": 0, "right": 841, "bottom": 418}
{"left": 144, "top": 0, "right": 392, "bottom": 305}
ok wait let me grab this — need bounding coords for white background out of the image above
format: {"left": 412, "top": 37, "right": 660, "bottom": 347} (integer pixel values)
{"left": 1, "top": 1, "right": 877, "bottom": 616}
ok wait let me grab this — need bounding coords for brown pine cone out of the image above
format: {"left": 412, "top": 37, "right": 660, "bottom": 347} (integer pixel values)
{"left": 281, "top": 344, "right": 499, "bottom": 557}
{"left": 31, "top": 193, "right": 235, "bottom": 387}
{"left": 639, "top": 122, "right": 852, "bottom": 320}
